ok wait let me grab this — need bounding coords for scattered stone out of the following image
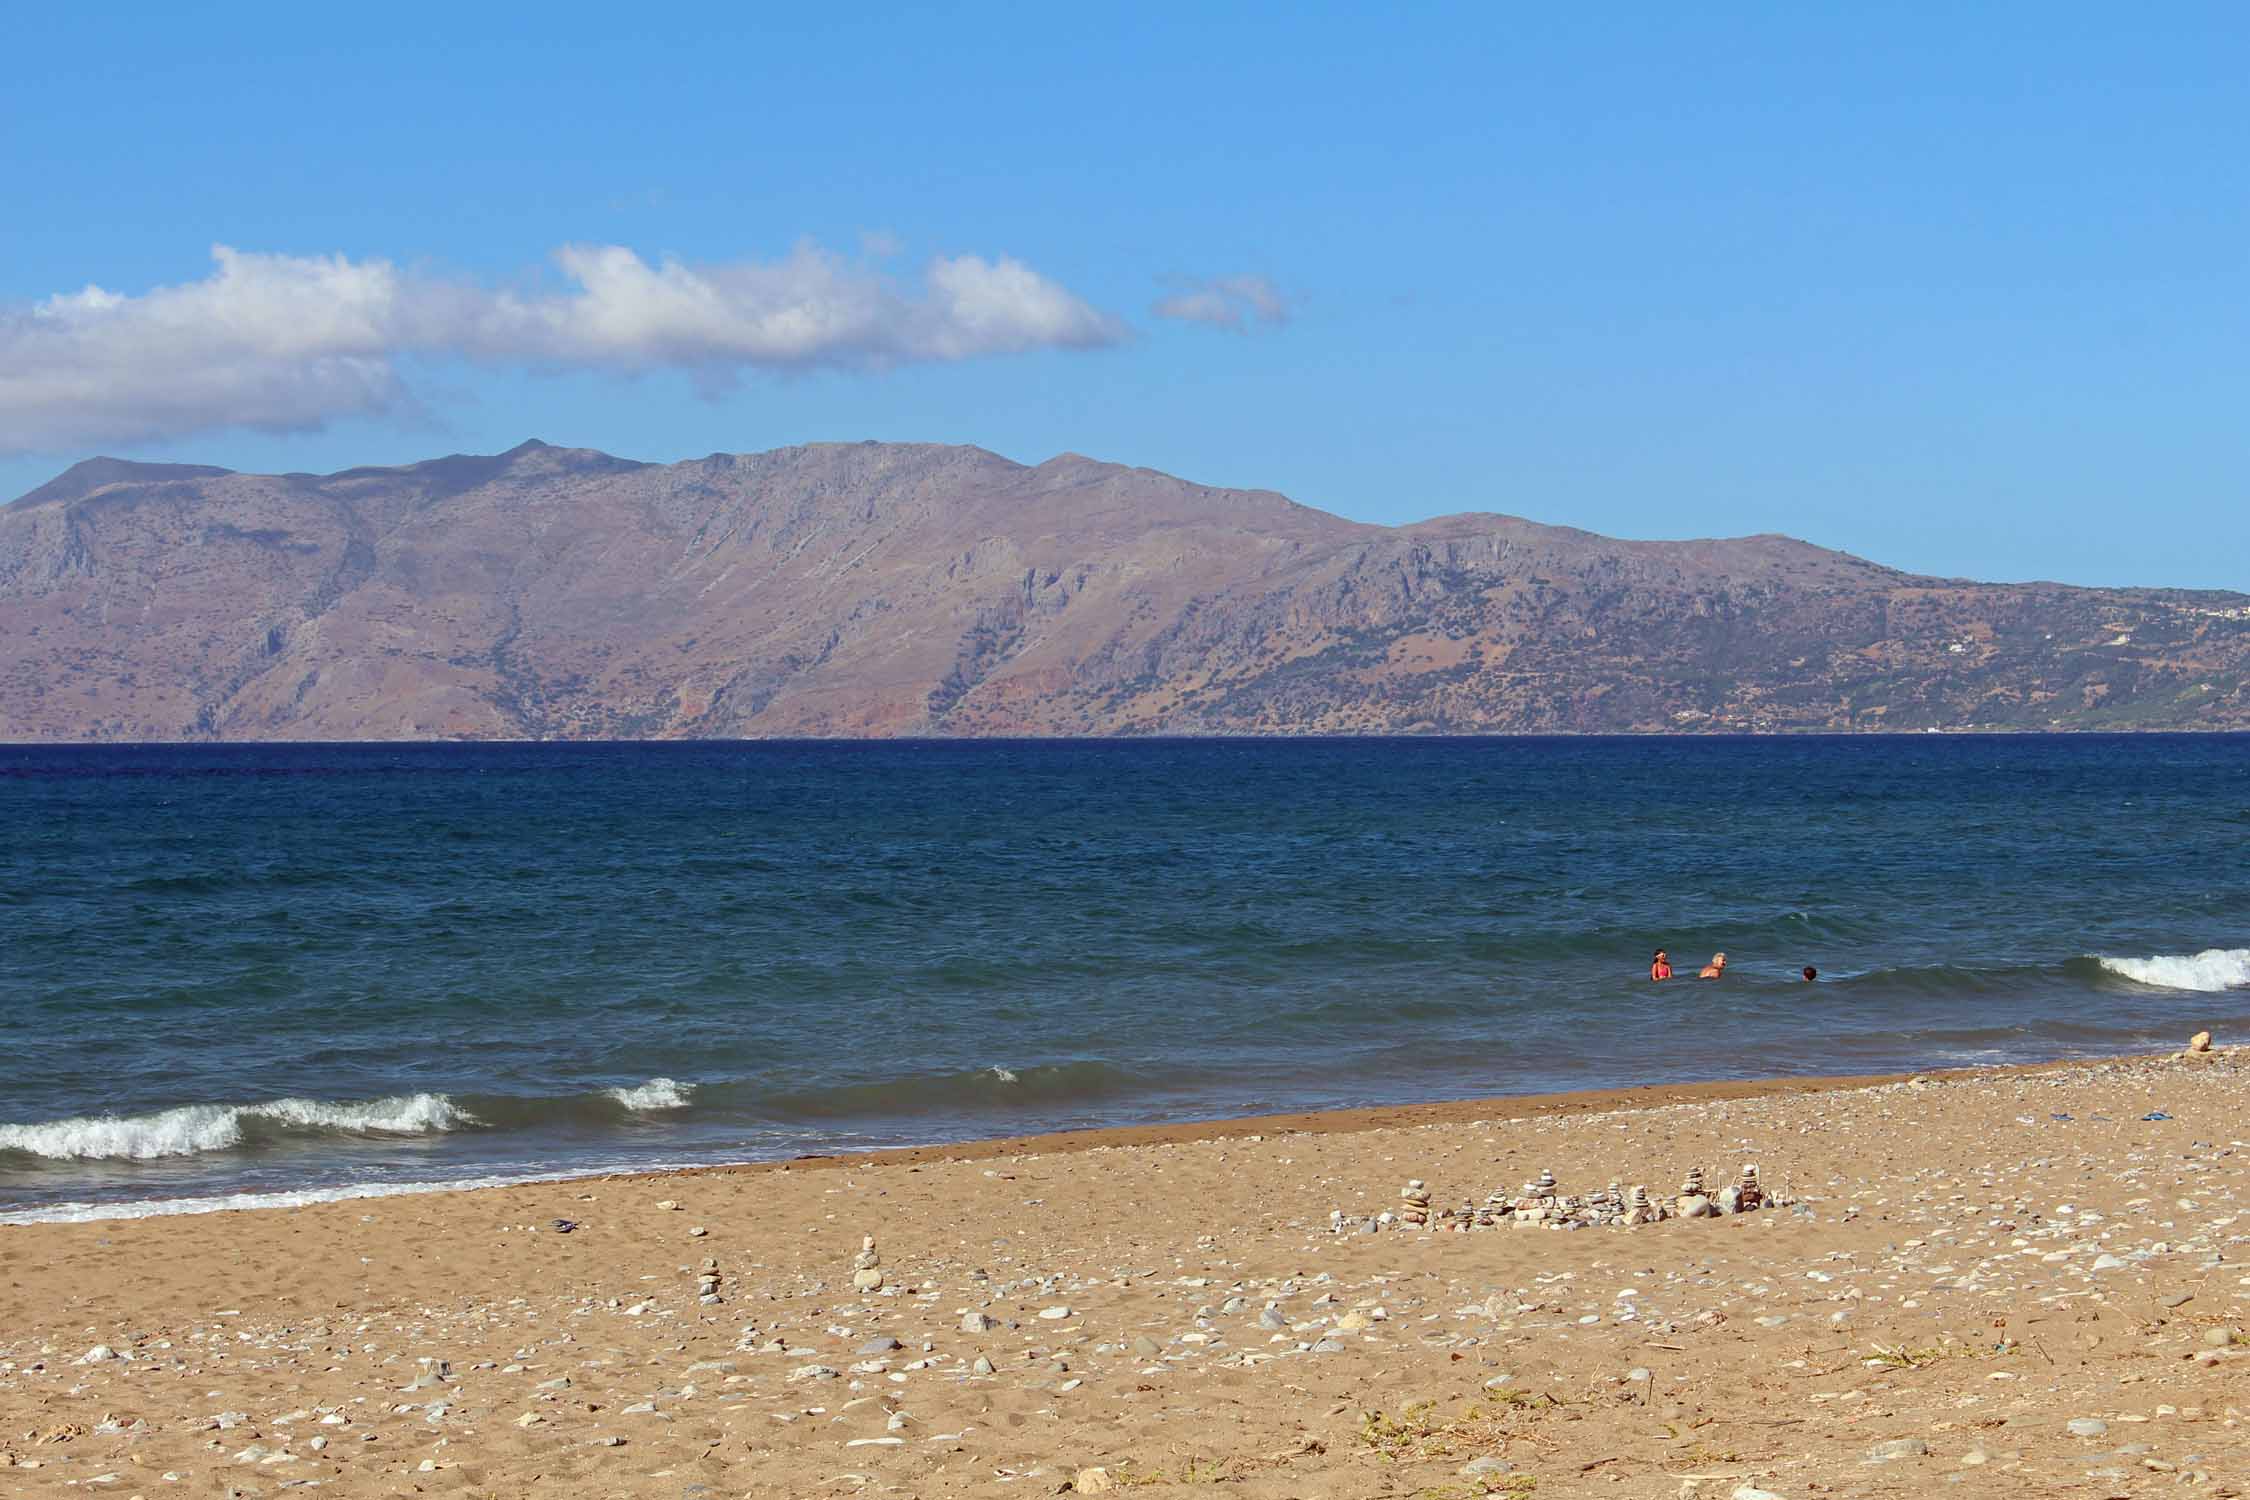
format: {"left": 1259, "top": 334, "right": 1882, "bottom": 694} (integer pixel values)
{"left": 1866, "top": 1437, "right": 1929, "bottom": 1461}
{"left": 2066, "top": 1418, "right": 2109, "bottom": 1438}
{"left": 2190, "top": 1031, "right": 2213, "bottom": 1052}
{"left": 1073, "top": 1466, "right": 1117, "bottom": 1493}
{"left": 961, "top": 1311, "right": 996, "bottom": 1333}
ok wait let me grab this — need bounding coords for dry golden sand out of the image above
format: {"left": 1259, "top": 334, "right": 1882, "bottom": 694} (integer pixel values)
{"left": 7, "top": 1052, "right": 2250, "bottom": 1499}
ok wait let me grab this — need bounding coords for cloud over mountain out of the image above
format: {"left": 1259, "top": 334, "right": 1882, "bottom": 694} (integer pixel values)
{"left": 0, "top": 243, "right": 1124, "bottom": 454}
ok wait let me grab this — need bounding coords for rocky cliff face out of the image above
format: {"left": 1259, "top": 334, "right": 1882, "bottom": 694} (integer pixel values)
{"left": 3, "top": 440, "right": 2245, "bottom": 739}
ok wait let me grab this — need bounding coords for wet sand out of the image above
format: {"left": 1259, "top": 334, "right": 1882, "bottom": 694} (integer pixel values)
{"left": 6, "top": 1047, "right": 2249, "bottom": 1497}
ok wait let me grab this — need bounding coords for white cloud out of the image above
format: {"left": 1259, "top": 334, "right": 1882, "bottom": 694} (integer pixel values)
{"left": 0, "top": 242, "right": 1124, "bottom": 455}
{"left": 1151, "top": 273, "right": 1292, "bottom": 332}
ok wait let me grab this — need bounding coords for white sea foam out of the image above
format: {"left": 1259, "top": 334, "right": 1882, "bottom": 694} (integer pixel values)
{"left": 0, "top": 1168, "right": 597, "bottom": 1227}
{"left": 606, "top": 1077, "right": 693, "bottom": 1110}
{"left": 2097, "top": 948, "right": 2250, "bottom": 993}
{"left": 0, "top": 1093, "right": 468, "bottom": 1162}
{"left": 989, "top": 1065, "right": 1020, "bottom": 1084}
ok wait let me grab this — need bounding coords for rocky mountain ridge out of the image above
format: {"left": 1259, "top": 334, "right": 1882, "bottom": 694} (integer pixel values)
{"left": 3, "top": 439, "right": 2244, "bottom": 739}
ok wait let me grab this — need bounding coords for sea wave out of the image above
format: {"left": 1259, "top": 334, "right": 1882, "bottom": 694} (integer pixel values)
{"left": 0, "top": 1093, "right": 468, "bottom": 1162}
{"left": 605, "top": 1077, "right": 694, "bottom": 1111}
{"left": 753, "top": 1060, "right": 1143, "bottom": 1119}
{"left": 2095, "top": 948, "right": 2250, "bottom": 993}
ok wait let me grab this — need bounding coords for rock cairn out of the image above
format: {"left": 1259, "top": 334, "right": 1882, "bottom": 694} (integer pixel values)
{"left": 1337, "top": 1162, "right": 1782, "bottom": 1233}
{"left": 852, "top": 1235, "right": 884, "bottom": 1292}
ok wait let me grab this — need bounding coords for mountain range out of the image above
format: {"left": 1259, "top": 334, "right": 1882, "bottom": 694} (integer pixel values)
{"left": 2, "top": 439, "right": 2244, "bottom": 740}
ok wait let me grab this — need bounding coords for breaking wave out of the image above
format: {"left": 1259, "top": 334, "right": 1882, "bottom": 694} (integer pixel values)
{"left": 605, "top": 1077, "right": 694, "bottom": 1110}
{"left": 2096, "top": 948, "right": 2250, "bottom": 993}
{"left": 0, "top": 1093, "right": 469, "bottom": 1162}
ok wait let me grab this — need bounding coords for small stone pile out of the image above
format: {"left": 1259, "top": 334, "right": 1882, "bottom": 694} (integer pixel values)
{"left": 852, "top": 1236, "right": 884, "bottom": 1292}
{"left": 1339, "top": 1161, "right": 1782, "bottom": 1233}
{"left": 695, "top": 1256, "right": 723, "bottom": 1305}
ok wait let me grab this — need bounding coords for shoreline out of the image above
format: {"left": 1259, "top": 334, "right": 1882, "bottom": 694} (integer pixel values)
{"left": 8, "top": 1041, "right": 2248, "bottom": 1495}
{"left": 1, "top": 1049, "right": 2160, "bottom": 1226}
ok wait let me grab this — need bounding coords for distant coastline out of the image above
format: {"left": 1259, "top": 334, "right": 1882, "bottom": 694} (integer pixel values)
{"left": 4, "top": 440, "right": 2245, "bottom": 741}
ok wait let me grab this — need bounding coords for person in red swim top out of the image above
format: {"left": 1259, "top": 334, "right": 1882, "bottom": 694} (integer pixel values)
{"left": 1650, "top": 949, "right": 1673, "bottom": 981}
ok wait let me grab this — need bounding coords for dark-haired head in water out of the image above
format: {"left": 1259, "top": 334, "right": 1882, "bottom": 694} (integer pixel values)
{"left": 1650, "top": 949, "right": 1672, "bottom": 981}
{"left": 1802, "top": 965, "right": 1818, "bottom": 981}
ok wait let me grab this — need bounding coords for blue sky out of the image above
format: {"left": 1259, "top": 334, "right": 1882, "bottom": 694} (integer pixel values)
{"left": 4, "top": 4, "right": 2245, "bottom": 588}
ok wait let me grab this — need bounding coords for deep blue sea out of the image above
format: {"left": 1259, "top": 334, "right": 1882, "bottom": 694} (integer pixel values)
{"left": 3, "top": 736, "right": 2246, "bottom": 1222}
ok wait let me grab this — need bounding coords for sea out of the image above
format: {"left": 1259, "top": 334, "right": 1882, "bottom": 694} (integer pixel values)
{"left": 3, "top": 736, "right": 2246, "bottom": 1224}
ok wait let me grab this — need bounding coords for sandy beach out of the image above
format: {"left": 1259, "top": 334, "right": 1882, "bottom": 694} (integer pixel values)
{"left": 6, "top": 1048, "right": 2249, "bottom": 1499}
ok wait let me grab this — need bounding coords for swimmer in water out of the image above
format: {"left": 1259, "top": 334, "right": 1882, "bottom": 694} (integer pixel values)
{"left": 1802, "top": 965, "right": 1818, "bottom": 981}
{"left": 1650, "top": 949, "right": 1673, "bottom": 981}
{"left": 1699, "top": 952, "right": 1727, "bottom": 979}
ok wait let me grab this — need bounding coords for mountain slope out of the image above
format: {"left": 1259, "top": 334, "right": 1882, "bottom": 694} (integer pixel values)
{"left": 2, "top": 440, "right": 2245, "bottom": 739}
